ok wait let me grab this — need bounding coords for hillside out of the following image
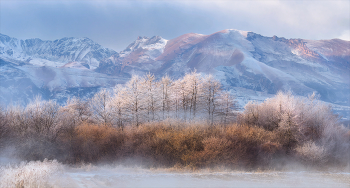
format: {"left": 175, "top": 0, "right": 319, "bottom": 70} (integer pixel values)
{"left": 0, "top": 30, "right": 349, "bottom": 119}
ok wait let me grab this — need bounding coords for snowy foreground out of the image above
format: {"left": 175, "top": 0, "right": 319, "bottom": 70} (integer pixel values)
{"left": 0, "top": 160, "right": 349, "bottom": 188}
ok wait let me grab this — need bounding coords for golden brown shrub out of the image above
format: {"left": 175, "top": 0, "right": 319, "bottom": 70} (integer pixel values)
{"left": 7, "top": 119, "right": 348, "bottom": 169}
{"left": 64, "top": 123, "right": 285, "bottom": 168}
{"left": 71, "top": 123, "right": 125, "bottom": 163}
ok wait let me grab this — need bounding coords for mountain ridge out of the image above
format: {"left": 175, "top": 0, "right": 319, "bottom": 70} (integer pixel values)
{"left": 0, "top": 33, "right": 118, "bottom": 69}
{"left": 0, "top": 30, "right": 349, "bottom": 119}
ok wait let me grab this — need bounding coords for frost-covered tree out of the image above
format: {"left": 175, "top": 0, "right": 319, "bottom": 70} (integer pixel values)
{"left": 171, "top": 79, "right": 181, "bottom": 119}
{"left": 124, "top": 75, "right": 144, "bottom": 127}
{"left": 239, "top": 91, "right": 349, "bottom": 162}
{"left": 5, "top": 105, "right": 28, "bottom": 137}
{"left": 22, "top": 97, "right": 61, "bottom": 140}
{"left": 202, "top": 75, "right": 221, "bottom": 125}
{"left": 112, "top": 85, "right": 129, "bottom": 128}
{"left": 90, "top": 89, "right": 113, "bottom": 126}
{"left": 217, "top": 91, "right": 237, "bottom": 125}
{"left": 160, "top": 75, "right": 172, "bottom": 120}
{"left": 61, "top": 97, "right": 91, "bottom": 127}
{"left": 143, "top": 73, "right": 160, "bottom": 122}
{"left": 183, "top": 71, "right": 202, "bottom": 120}
{"left": 294, "top": 93, "right": 336, "bottom": 142}
{"left": 240, "top": 92, "right": 295, "bottom": 131}
{"left": 0, "top": 106, "right": 9, "bottom": 141}
{"left": 173, "top": 77, "right": 191, "bottom": 121}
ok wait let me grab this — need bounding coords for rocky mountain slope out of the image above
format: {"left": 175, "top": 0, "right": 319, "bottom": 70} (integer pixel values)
{"left": 0, "top": 33, "right": 117, "bottom": 69}
{"left": 0, "top": 30, "right": 349, "bottom": 119}
{"left": 0, "top": 33, "right": 124, "bottom": 104}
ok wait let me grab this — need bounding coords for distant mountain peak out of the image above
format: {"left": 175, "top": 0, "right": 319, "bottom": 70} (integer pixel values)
{"left": 119, "top": 35, "right": 168, "bottom": 61}
{"left": 221, "top": 29, "right": 250, "bottom": 37}
{"left": 137, "top": 36, "right": 149, "bottom": 40}
{"left": 0, "top": 34, "right": 118, "bottom": 69}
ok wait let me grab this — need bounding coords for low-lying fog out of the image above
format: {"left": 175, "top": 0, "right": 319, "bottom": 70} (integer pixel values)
{"left": 0, "top": 160, "right": 349, "bottom": 188}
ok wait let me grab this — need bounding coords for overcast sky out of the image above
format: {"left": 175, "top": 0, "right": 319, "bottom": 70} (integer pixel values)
{"left": 1, "top": 0, "right": 349, "bottom": 51}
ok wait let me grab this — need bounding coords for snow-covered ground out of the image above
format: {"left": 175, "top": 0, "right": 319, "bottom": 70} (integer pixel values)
{"left": 0, "top": 160, "right": 349, "bottom": 188}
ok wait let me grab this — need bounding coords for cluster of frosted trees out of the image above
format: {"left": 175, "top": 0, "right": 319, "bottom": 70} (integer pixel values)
{"left": 0, "top": 72, "right": 236, "bottom": 142}
{"left": 89, "top": 72, "right": 237, "bottom": 127}
{"left": 239, "top": 92, "right": 350, "bottom": 164}
{"left": 1, "top": 80, "right": 348, "bottom": 166}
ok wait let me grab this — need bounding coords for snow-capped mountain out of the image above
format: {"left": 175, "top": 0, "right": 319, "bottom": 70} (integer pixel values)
{"left": 0, "top": 31, "right": 349, "bottom": 119}
{"left": 101, "top": 29, "right": 349, "bottom": 119}
{"left": 0, "top": 33, "right": 117, "bottom": 69}
{"left": 119, "top": 36, "right": 168, "bottom": 60}
{"left": 112, "top": 30, "right": 349, "bottom": 100}
{"left": 96, "top": 36, "right": 168, "bottom": 76}
{"left": 0, "top": 34, "right": 124, "bottom": 104}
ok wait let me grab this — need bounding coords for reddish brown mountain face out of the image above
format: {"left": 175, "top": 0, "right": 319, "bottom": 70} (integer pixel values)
{"left": 304, "top": 39, "right": 350, "bottom": 69}
{"left": 109, "top": 30, "right": 349, "bottom": 116}
{"left": 156, "top": 33, "right": 208, "bottom": 62}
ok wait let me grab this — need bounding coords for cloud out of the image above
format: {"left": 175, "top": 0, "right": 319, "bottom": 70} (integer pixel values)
{"left": 338, "top": 30, "right": 350, "bottom": 41}
{"left": 182, "top": 1, "right": 350, "bottom": 40}
{"left": 0, "top": 0, "right": 349, "bottom": 51}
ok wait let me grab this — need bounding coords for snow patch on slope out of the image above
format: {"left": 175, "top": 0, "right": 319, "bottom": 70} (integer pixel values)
{"left": 29, "top": 58, "right": 66, "bottom": 67}
{"left": 119, "top": 36, "right": 168, "bottom": 60}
